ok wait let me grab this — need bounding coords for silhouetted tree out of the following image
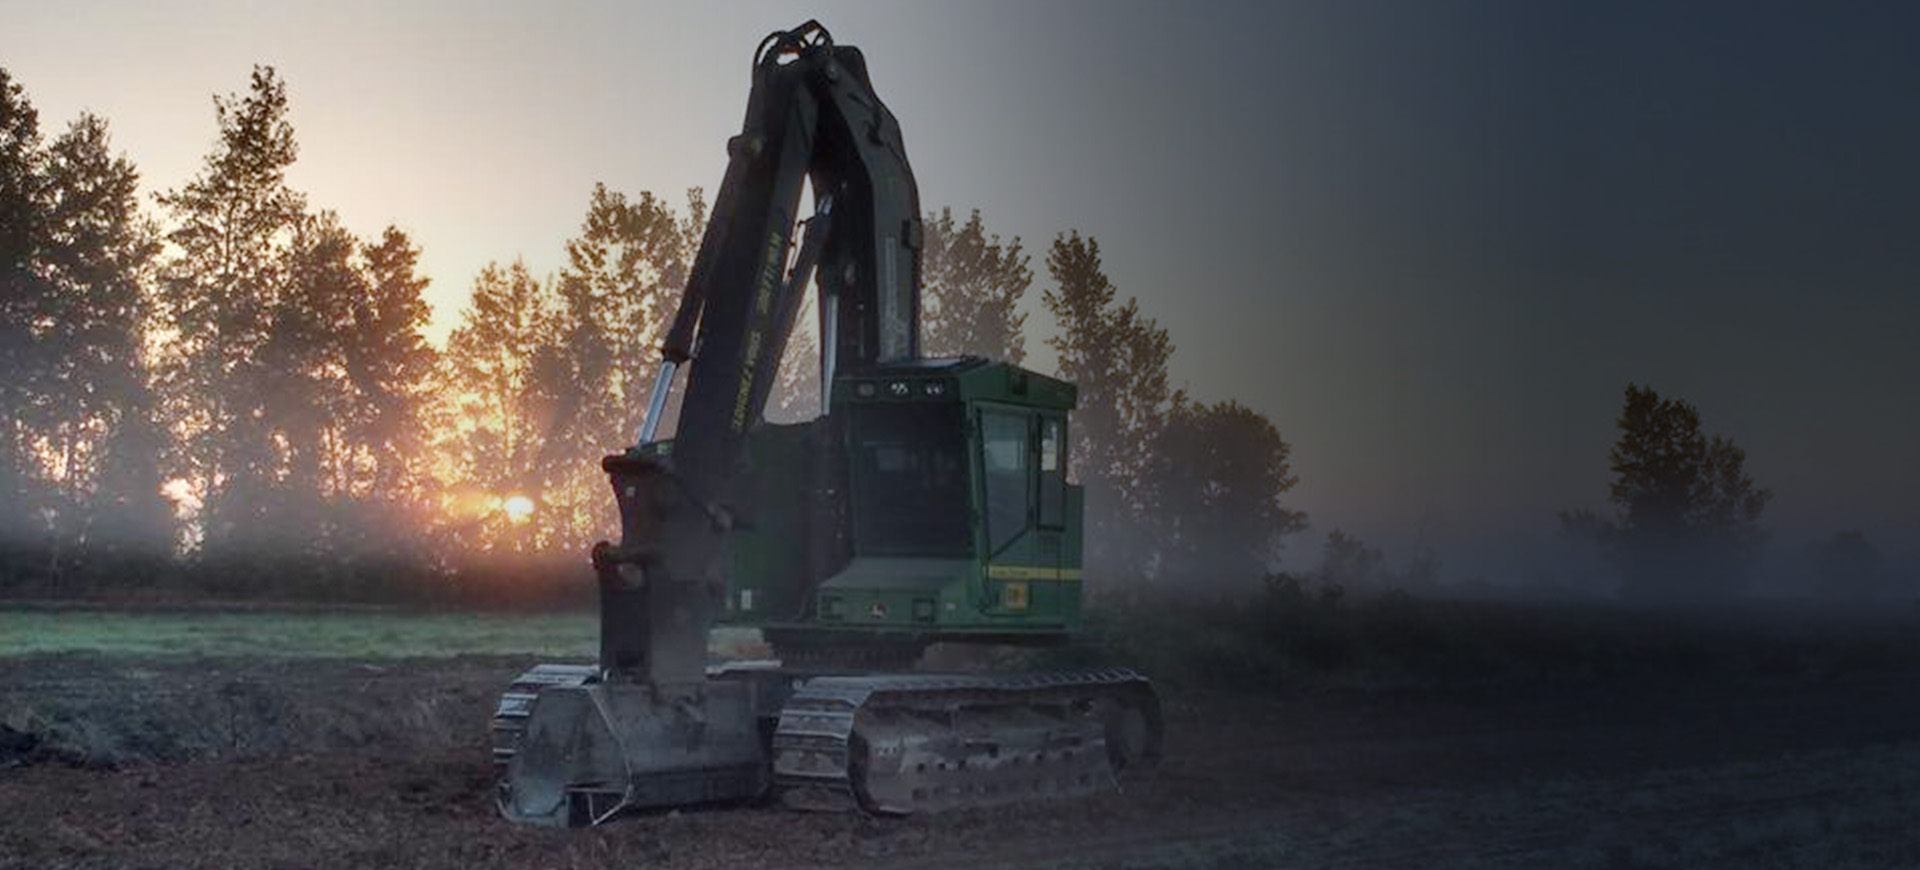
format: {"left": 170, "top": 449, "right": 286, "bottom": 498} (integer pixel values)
{"left": 533, "top": 254, "right": 619, "bottom": 545}
{"left": 921, "top": 207, "right": 1030, "bottom": 362}
{"left": 1277, "top": 529, "right": 1443, "bottom": 596}
{"left": 1315, "top": 530, "right": 1386, "bottom": 592}
{"left": 0, "top": 74, "right": 174, "bottom": 589}
{"left": 1150, "top": 398, "right": 1306, "bottom": 587}
{"left": 559, "top": 184, "right": 702, "bottom": 440}
{"left": 438, "top": 260, "right": 555, "bottom": 553}
{"left": 347, "top": 226, "right": 436, "bottom": 503}
{"left": 266, "top": 212, "right": 359, "bottom": 501}
{"left": 1043, "top": 230, "right": 1174, "bottom": 573}
{"left": 500, "top": 186, "right": 708, "bottom": 547}
{"left": 155, "top": 66, "right": 307, "bottom": 555}
{"left": 0, "top": 67, "right": 55, "bottom": 575}
{"left": 40, "top": 114, "right": 171, "bottom": 579}
{"left": 1604, "top": 384, "right": 1770, "bottom": 601}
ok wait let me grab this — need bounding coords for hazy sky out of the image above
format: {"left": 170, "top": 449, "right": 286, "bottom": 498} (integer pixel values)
{"left": 6, "top": 1, "right": 1916, "bottom": 583}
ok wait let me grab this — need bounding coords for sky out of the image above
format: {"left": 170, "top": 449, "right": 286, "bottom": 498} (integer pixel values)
{"left": 5, "top": 1, "right": 1916, "bottom": 585}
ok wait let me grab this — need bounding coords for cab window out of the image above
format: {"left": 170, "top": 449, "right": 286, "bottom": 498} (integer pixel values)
{"left": 849, "top": 404, "right": 971, "bottom": 556}
{"left": 1038, "top": 416, "right": 1066, "bottom": 528}
{"left": 981, "top": 411, "right": 1031, "bottom": 554}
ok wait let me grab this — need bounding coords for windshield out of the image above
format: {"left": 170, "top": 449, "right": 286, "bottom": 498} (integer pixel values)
{"left": 847, "top": 403, "right": 972, "bottom": 556}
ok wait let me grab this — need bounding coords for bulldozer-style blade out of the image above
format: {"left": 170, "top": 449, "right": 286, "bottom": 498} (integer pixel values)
{"left": 499, "top": 680, "right": 767, "bottom": 827}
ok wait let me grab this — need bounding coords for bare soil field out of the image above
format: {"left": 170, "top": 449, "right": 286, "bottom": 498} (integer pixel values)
{"left": 5, "top": 650, "right": 1920, "bottom": 869}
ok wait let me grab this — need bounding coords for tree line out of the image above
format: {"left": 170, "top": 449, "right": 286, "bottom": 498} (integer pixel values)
{"left": 3, "top": 65, "right": 1879, "bottom": 606}
{"left": 0, "top": 66, "right": 1311, "bottom": 603}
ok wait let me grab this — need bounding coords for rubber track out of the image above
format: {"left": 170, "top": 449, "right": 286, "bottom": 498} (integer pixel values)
{"left": 771, "top": 668, "right": 1160, "bottom": 813}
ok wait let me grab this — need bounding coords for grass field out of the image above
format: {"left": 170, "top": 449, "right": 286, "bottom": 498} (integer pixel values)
{"left": 0, "top": 608, "right": 604, "bottom": 660}
{"left": 0, "top": 606, "right": 781, "bottom": 661}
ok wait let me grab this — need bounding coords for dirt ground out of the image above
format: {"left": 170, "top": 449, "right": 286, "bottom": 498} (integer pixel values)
{"left": 4, "top": 655, "right": 1920, "bottom": 869}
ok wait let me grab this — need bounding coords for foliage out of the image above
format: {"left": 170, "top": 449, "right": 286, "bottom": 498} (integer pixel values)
{"left": 530, "top": 185, "right": 704, "bottom": 543}
{"left": 154, "top": 65, "right": 308, "bottom": 556}
{"left": 1602, "top": 384, "right": 1771, "bottom": 601}
{"left": 920, "top": 207, "right": 1031, "bottom": 362}
{"left": 437, "top": 260, "right": 554, "bottom": 552}
{"left": 41, "top": 115, "right": 171, "bottom": 581}
{"left": 1044, "top": 230, "right": 1304, "bottom": 586}
{"left": 1149, "top": 398, "right": 1307, "bottom": 587}
{"left": 431, "top": 186, "right": 707, "bottom": 563}
{"left": 1043, "top": 231, "right": 1176, "bottom": 573}
{"left": 555, "top": 183, "right": 697, "bottom": 440}
{"left": 0, "top": 64, "right": 1310, "bottom": 607}
{"left": 1314, "top": 529, "right": 1386, "bottom": 592}
{"left": 1259, "top": 529, "right": 1439, "bottom": 599}
{"left": 0, "top": 66, "right": 54, "bottom": 568}
{"left": 346, "top": 226, "right": 436, "bottom": 504}
{"left": 0, "top": 68, "right": 172, "bottom": 590}
{"left": 142, "top": 67, "right": 446, "bottom": 600}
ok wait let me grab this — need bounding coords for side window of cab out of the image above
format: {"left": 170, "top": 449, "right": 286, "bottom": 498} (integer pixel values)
{"left": 981, "top": 410, "right": 1032, "bottom": 555}
{"left": 1038, "top": 415, "right": 1066, "bottom": 528}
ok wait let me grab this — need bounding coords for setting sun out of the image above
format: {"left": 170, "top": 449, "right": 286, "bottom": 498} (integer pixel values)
{"left": 501, "top": 495, "right": 534, "bottom": 524}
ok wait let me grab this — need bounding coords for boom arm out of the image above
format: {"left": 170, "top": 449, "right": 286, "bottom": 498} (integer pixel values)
{"left": 660, "top": 20, "right": 922, "bottom": 497}
{"left": 598, "top": 21, "right": 923, "bottom": 685}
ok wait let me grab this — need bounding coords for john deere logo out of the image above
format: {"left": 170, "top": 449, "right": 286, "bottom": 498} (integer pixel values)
{"left": 868, "top": 602, "right": 888, "bottom": 619}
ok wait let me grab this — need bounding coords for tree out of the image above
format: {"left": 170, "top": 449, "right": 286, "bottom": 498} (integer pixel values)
{"left": 437, "top": 260, "right": 557, "bottom": 553}
{"left": 270, "top": 224, "right": 446, "bottom": 596}
{"left": 155, "top": 66, "right": 307, "bottom": 554}
{"left": 497, "top": 186, "right": 706, "bottom": 548}
{"left": 1604, "top": 384, "right": 1770, "bottom": 601}
{"left": 40, "top": 113, "right": 171, "bottom": 576}
{"left": 0, "top": 66, "right": 54, "bottom": 571}
{"left": 920, "top": 207, "right": 1031, "bottom": 362}
{"left": 1150, "top": 398, "right": 1307, "bottom": 587}
{"left": 264, "top": 212, "right": 359, "bottom": 502}
{"left": 1316, "top": 530, "right": 1386, "bottom": 592}
{"left": 558, "top": 184, "right": 700, "bottom": 440}
{"left": 346, "top": 226, "right": 436, "bottom": 503}
{"left": 0, "top": 74, "right": 173, "bottom": 588}
{"left": 1043, "top": 231, "right": 1174, "bottom": 573}
{"left": 520, "top": 285, "right": 616, "bottom": 550}
{"left": 429, "top": 185, "right": 709, "bottom": 564}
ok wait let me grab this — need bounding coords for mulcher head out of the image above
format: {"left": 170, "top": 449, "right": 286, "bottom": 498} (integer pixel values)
{"left": 499, "top": 680, "right": 767, "bottom": 827}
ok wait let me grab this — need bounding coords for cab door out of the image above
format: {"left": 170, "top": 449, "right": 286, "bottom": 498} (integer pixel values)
{"left": 978, "top": 407, "right": 1070, "bottom": 618}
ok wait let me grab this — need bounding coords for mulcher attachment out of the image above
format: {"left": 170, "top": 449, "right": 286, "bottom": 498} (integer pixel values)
{"left": 494, "top": 665, "right": 781, "bottom": 828}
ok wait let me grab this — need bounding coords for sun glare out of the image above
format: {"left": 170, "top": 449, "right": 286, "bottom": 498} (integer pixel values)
{"left": 502, "top": 495, "right": 535, "bottom": 524}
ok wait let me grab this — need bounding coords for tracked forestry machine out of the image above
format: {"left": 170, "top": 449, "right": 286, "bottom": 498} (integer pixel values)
{"left": 492, "top": 21, "right": 1162, "bottom": 827}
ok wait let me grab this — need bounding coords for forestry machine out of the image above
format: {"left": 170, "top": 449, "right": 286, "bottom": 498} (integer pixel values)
{"left": 492, "top": 21, "right": 1161, "bottom": 827}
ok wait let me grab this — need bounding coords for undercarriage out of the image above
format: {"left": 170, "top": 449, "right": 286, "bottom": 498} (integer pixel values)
{"left": 491, "top": 661, "right": 1161, "bottom": 826}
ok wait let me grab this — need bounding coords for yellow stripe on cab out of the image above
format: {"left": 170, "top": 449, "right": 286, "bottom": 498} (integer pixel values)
{"left": 986, "top": 564, "right": 1083, "bottom": 582}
